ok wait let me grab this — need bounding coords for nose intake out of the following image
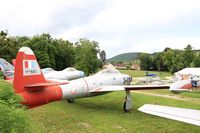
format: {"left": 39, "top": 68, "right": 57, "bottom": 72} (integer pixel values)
{"left": 123, "top": 75, "right": 132, "bottom": 85}
{"left": 80, "top": 71, "right": 85, "bottom": 77}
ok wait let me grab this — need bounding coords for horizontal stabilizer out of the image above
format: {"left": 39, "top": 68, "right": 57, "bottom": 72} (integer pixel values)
{"left": 25, "top": 82, "right": 68, "bottom": 88}
{"left": 138, "top": 104, "right": 200, "bottom": 126}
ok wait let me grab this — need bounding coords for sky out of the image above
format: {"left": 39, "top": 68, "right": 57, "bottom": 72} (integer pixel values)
{"left": 0, "top": 0, "right": 200, "bottom": 58}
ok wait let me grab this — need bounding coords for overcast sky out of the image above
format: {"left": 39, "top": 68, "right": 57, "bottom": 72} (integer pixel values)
{"left": 0, "top": 0, "right": 200, "bottom": 58}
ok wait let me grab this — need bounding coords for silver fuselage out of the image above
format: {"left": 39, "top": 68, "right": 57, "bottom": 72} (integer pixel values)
{"left": 59, "top": 72, "right": 131, "bottom": 100}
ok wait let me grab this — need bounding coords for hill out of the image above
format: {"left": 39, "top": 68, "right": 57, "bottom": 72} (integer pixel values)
{"left": 107, "top": 52, "right": 142, "bottom": 63}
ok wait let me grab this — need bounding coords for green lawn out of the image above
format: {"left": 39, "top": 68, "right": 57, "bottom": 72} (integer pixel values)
{"left": 119, "top": 70, "right": 200, "bottom": 100}
{"left": 28, "top": 92, "right": 200, "bottom": 133}
{"left": 119, "top": 70, "right": 172, "bottom": 79}
{"left": 1, "top": 71, "right": 200, "bottom": 132}
{"left": 141, "top": 89, "right": 200, "bottom": 99}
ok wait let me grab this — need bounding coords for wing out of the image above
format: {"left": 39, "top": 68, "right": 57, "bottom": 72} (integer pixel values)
{"left": 25, "top": 80, "right": 68, "bottom": 91}
{"left": 138, "top": 104, "right": 200, "bottom": 126}
{"left": 90, "top": 84, "right": 170, "bottom": 92}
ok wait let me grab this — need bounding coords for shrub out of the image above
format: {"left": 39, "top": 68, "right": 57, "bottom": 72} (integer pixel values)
{"left": 0, "top": 83, "right": 33, "bottom": 133}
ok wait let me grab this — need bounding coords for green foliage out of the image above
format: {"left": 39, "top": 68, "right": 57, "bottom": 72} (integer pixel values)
{"left": 170, "top": 50, "right": 185, "bottom": 73}
{"left": 0, "top": 71, "right": 3, "bottom": 78}
{"left": 192, "top": 52, "right": 200, "bottom": 67}
{"left": 162, "top": 49, "right": 175, "bottom": 71}
{"left": 139, "top": 53, "right": 149, "bottom": 70}
{"left": 0, "top": 82, "right": 33, "bottom": 133}
{"left": 0, "top": 103, "right": 32, "bottom": 133}
{"left": 54, "top": 39, "right": 75, "bottom": 70}
{"left": 74, "top": 38, "right": 102, "bottom": 75}
{"left": 21, "top": 34, "right": 54, "bottom": 68}
{"left": 154, "top": 52, "right": 166, "bottom": 71}
{"left": 139, "top": 53, "right": 154, "bottom": 70}
{"left": 0, "top": 31, "right": 103, "bottom": 74}
{"left": 0, "top": 31, "right": 19, "bottom": 63}
{"left": 139, "top": 45, "right": 199, "bottom": 73}
{"left": 183, "top": 44, "right": 194, "bottom": 67}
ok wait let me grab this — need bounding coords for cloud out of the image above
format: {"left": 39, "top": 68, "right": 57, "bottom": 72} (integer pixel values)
{"left": 131, "top": 37, "right": 200, "bottom": 53}
{"left": 0, "top": 0, "right": 200, "bottom": 58}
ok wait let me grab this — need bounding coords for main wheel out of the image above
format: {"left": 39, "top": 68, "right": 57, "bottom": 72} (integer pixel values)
{"left": 123, "top": 101, "right": 128, "bottom": 112}
{"left": 67, "top": 99, "right": 75, "bottom": 103}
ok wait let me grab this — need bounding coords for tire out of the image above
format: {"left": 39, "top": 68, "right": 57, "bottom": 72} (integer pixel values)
{"left": 67, "top": 99, "right": 74, "bottom": 103}
{"left": 123, "top": 101, "right": 128, "bottom": 112}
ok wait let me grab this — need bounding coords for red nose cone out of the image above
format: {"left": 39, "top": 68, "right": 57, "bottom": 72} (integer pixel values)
{"left": 169, "top": 80, "right": 192, "bottom": 92}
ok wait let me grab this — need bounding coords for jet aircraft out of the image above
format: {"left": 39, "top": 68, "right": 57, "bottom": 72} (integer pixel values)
{"left": 0, "top": 58, "right": 14, "bottom": 81}
{"left": 2, "top": 47, "right": 200, "bottom": 126}
{"left": 42, "top": 67, "right": 85, "bottom": 80}
{"left": 0, "top": 58, "right": 85, "bottom": 81}
{"left": 11, "top": 47, "right": 171, "bottom": 111}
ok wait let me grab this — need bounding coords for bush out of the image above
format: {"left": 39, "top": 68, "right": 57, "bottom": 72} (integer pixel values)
{"left": 0, "top": 83, "right": 33, "bottom": 133}
{"left": 0, "top": 71, "right": 3, "bottom": 79}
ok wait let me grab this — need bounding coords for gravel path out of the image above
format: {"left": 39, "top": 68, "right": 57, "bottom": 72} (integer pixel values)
{"left": 132, "top": 91, "right": 200, "bottom": 104}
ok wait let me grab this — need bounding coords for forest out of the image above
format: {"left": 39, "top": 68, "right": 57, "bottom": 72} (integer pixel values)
{"left": 139, "top": 45, "right": 200, "bottom": 73}
{"left": 0, "top": 31, "right": 103, "bottom": 75}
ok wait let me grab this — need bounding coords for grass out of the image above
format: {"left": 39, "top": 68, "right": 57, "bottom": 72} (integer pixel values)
{"left": 0, "top": 70, "right": 200, "bottom": 132}
{"left": 28, "top": 92, "right": 200, "bottom": 133}
{"left": 119, "top": 70, "right": 172, "bottom": 79}
{"left": 143, "top": 89, "right": 200, "bottom": 99}
{"left": 120, "top": 70, "right": 200, "bottom": 100}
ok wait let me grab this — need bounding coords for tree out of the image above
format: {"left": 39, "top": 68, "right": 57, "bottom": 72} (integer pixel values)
{"left": 74, "top": 38, "right": 102, "bottom": 75}
{"left": 192, "top": 52, "right": 200, "bottom": 67}
{"left": 170, "top": 51, "right": 185, "bottom": 73}
{"left": 139, "top": 53, "right": 152, "bottom": 70}
{"left": 100, "top": 50, "right": 106, "bottom": 63}
{"left": 183, "top": 44, "right": 194, "bottom": 67}
{"left": 154, "top": 52, "right": 167, "bottom": 71}
{"left": 0, "top": 31, "right": 19, "bottom": 63}
{"left": 21, "top": 34, "right": 52, "bottom": 68}
{"left": 54, "top": 39, "right": 75, "bottom": 70}
{"left": 162, "top": 49, "right": 175, "bottom": 71}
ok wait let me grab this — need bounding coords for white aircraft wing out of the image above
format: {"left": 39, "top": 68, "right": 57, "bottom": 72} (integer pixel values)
{"left": 90, "top": 84, "right": 170, "bottom": 92}
{"left": 89, "top": 86, "right": 125, "bottom": 92}
{"left": 138, "top": 104, "right": 200, "bottom": 126}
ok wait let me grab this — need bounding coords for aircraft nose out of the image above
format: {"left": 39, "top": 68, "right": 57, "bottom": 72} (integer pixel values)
{"left": 80, "top": 71, "right": 85, "bottom": 77}
{"left": 123, "top": 75, "right": 132, "bottom": 85}
{"left": 169, "top": 80, "right": 192, "bottom": 93}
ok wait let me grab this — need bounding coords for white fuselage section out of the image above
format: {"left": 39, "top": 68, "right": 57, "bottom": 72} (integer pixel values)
{"left": 59, "top": 73, "right": 130, "bottom": 100}
{"left": 44, "top": 70, "right": 84, "bottom": 80}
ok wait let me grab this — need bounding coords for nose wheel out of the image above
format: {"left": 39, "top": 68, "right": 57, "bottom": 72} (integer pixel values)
{"left": 123, "top": 90, "right": 132, "bottom": 112}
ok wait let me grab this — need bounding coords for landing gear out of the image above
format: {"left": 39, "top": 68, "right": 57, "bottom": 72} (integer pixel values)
{"left": 123, "top": 90, "right": 132, "bottom": 112}
{"left": 67, "top": 99, "right": 75, "bottom": 103}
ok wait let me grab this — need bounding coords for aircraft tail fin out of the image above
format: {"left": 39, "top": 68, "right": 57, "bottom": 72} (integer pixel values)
{"left": 12, "top": 59, "right": 16, "bottom": 66}
{"left": 13, "top": 47, "right": 48, "bottom": 93}
{"left": 0, "top": 58, "right": 14, "bottom": 80}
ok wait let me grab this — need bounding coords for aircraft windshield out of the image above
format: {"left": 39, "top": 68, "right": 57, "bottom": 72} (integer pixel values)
{"left": 97, "top": 68, "right": 120, "bottom": 75}
{"left": 63, "top": 67, "right": 77, "bottom": 71}
{"left": 0, "top": 58, "right": 14, "bottom": 71}
{"left": 42, "top": 68, "right": 54, "bottom": 74}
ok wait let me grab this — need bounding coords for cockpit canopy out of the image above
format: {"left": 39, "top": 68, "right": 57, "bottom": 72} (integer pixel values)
{"left": 42, "top": 68, "right": 55, "bottom": 74}
{"left": 97, "top": 68, "right": 121, "bottom": 75}
{"left": 63, "top": 67, "right": 77, "bottom": 72}
{"left": 0, "top": 58, "right": 14, "bottom": 71}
